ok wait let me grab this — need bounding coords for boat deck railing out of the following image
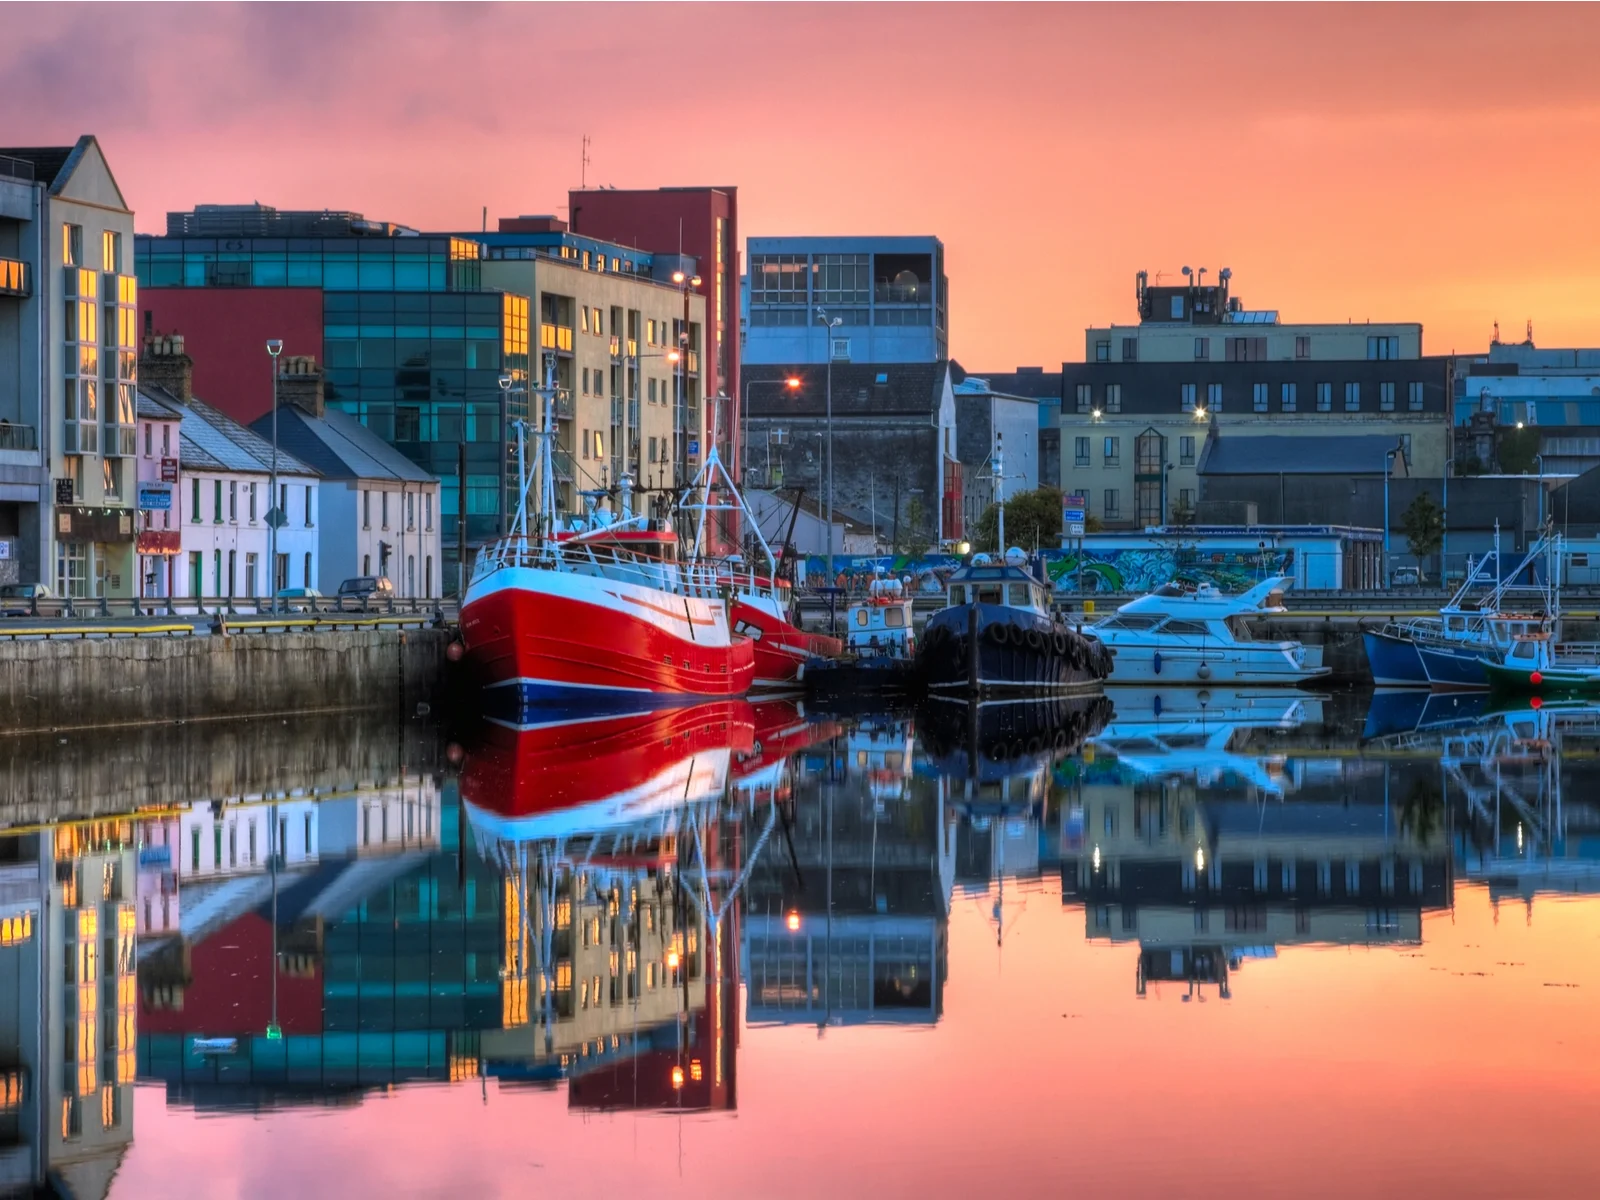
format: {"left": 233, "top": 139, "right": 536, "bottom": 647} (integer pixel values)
{"left": 471, "top": 535, "right": 728, "bottom": 601}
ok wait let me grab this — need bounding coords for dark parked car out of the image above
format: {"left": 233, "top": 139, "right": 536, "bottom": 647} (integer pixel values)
{"left": 336, "top": 576, "right": 394, "bottom": 606}
{"left": 0, "top": 582, "right": 50, "bottom": 615}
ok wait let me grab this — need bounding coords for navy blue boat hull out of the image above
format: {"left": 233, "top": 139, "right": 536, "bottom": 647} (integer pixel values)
{"left": 916, "top": 604, "right": 1110, "bottom": 695}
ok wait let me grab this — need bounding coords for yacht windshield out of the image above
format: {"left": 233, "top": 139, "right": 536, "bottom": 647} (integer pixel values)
{"left": 1225, "top": 616, "right": 1255, "bottom": 642}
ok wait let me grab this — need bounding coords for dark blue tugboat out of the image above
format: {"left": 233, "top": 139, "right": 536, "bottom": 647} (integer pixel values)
{"left": 916, "top": 554, "right": 1111, "bottom": 696}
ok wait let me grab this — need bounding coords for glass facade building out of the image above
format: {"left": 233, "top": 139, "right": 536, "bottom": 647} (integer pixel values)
{"left": 135, "top": 215, "right": 530, "bottom": 570}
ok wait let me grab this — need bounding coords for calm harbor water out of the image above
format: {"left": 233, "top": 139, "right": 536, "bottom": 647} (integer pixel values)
{"left": 4, "top": 688, "right": 1599, "bottom": 1199}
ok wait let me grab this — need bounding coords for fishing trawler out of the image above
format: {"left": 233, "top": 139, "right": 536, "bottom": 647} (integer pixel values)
{"left": 917, "top": 433, "right": 1111, "bottom": 696}
{"left": 459, "top": 364, "right": 755, "bottom": 713}
{"left": 805, "top": 573, "right": 919, "bottom": 702}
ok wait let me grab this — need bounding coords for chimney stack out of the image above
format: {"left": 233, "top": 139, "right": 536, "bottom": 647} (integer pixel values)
{"left": 139, "top": 333, "right": 194, "bottom": 404}
{"left": 276, "top": 355, "right": 325, "bottom": 419}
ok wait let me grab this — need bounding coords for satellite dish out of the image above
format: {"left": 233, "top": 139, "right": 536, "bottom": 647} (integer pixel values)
{"left": 1181, "top": 265, "right": 1192, "bottom": 276}
{"left": 1004, "top": 547, "right": 1027, "bottom": 566}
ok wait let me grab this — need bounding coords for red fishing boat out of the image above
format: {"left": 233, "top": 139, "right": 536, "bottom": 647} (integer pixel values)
{"left": 459, "top": 384, "right": 755, "bottom": 714}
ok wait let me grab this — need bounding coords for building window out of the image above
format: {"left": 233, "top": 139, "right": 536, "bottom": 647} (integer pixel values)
{"left": 381, "top": 491, "right": 389, "bottom": 529}
{"left": 1345, "top": 382, "right": 1361, "bottom": 411}
{"left": 1226, "top": 336, "right": 1267, "bottom": 362}
{"left": 1252, "top": 382, "right": 1269, "bottom": 412}
{"left": 1408, "top": 381, "right": 1424, "bottom": 411}
{"left": 1193, "top": 337, "right": 1209, "bottom": 360}
{"left": 1075, "top": 383, "right": 1092, "bottom": 414}
{"left": 1103, "top": 489, "right": 1120, "bottom": 519}
{"left": 1181, "top": 383, "right": 1196, "bottom": 412}
{"left": 1179, "top": 487, "right": 1195, "bottom": 509}
{"left": 1105, "top": 384, "right": 1122, "bottom": 413}
{"left": 425, "top": 492, "right": 434, "bottom": 530}
{"left": 1295, "top": 335, "right": 1310, "bottom": 359}
{"left": 304, "top": 552, "right": 313, "bottom": 587}
{"left": 1170, "top": 295, "right": 1185, "bottom": 320}
{"left": 63, "top": 223, "right": 83, "bottom": 267}
{"left": 305, "top": 485, "right": 314, "bottom": 527}
{"left": 143, "top": 423, "right": 152, "bottom": 457}
{"left": 1121, "top": 337, "right": 1137, "bottom": 362}
{"left": 362, "top": 490, "right": 371, "bottom": 529}
{"left": 1317, "top": 382, "right": 1332, "bottom": 412}
{"left": 1380, "top": 381, "right": 1396, "bottom": 411}
{"left": 1206, "top": 383, "right": 1222, "bottom": 412}
{"left": 228, "top": 481, "right": 237, "bottom": 523}
{"left": 213, "top": 480, "right": 222, "bottom": 523}
{"left": 191, "top": 478, "right": 201, "bottom": 521}
{"left": 102, "top": 230, "right": 122, "bottom": 273}
{"left": 363, "top": 554, "right": 371, "bottom": 576}
{"left": 648, "top": 436, "right": 658, "bottom": 463}
{"left": 1074, "top": 436, "right": 1090, "bottom": 466}
{"left": 1179, "top": 435, "right": 1196, "bottom": 465}
{"left": 1366, "top": 335, "right": 1399, "bottom": 361}
{"left": 1103, "top": 436, "right": 1120, "bottom": 465}
{"left": 1095, "top": 340, "right": 1110, "bottom": 362}
{"left": 249, "top": 482, "right": 257, "bottom": 522}
{"left": 1281, "top": 382, "right": 1297, "bottom": 412}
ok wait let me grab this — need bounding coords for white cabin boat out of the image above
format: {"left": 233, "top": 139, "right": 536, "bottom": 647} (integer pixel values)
{"left": 1088, "top": 576, "right": 1329, "bottom": 686}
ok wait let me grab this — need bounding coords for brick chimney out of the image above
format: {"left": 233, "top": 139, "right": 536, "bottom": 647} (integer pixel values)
{"left": 139, "top": 333, "right": 193, "bottom": 404}
{"left": 276, "top": 355, "right": 324, "bottom": 419}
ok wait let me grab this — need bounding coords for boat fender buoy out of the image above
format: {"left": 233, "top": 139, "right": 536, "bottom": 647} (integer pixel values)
{"left": 1153, "top": 695, "right": 1162, "bottom": 717}
{"left": 1530, "top": 670, "right": 1543, "bottom": 686}
{"left": 1197, "top": 663, "right": 1212, "bottom": 680}
{"left": 1153, "top": 652, "right": 1162, "bottom": 675}
{"left": 1026, "top": 629, "right": 1047, "bottom": 654}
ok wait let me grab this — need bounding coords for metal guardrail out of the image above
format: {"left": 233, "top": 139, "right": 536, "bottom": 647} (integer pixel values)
{"left": 0, "top": 595, "right": 452, "bottom": 621}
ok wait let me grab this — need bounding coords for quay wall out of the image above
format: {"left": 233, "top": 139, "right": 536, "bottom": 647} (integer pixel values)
{"left": 0, "top": 706, "right": 444, "bottom": 828}
{"left": 0, "top": 628, "right": 452, "bottom": 735}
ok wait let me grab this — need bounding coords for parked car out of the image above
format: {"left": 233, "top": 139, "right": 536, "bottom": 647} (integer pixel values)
{"left": 336, "top": 576, "right": 394, "bottom": 606}
{"left": 1390, "top": 566, "right": 1422, "bottom": 588}
{"left": 0, "top": 581, "right": 50, "bottom": 616}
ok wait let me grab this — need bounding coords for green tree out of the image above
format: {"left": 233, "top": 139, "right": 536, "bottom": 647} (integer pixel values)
{"left": 1400, "top": 491, "right": 1444, "bottom": 578}
{"left": 899, "top": 497, "right": 933, "bottom": 559}
{"left": 972, "top": 486, "right": 1064, "bottom": 552}
{"left": 1497, "top": 426, "right": 1540, "bottom": 475}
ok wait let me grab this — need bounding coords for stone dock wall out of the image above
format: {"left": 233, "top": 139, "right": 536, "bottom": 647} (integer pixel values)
{"left": 0, "top": 628, "right": 453, "bottom": 735}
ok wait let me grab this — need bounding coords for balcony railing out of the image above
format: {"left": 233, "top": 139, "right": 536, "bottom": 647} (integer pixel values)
{"left": 875, "top": 281, "right": 930, "bottom": 303}
{"left": 539, "top": 323, "right": 575, "bottom": 353}
{"left": 104, "top": 423, "right": 138, "bottom": 457}
{"left": 62, "top": 420, "right": 99, "bottom": 456}
{"left": 0, "top": 423, "right": 37, "bottom": 452}
{"left": 553, "top": 392, "right": 574, "bottom": 420}
{"left": 0, "top": 154, "right": 34, "bottom": 182}
{"left": 0, "top": 257, "right": 30, "bottom": 298}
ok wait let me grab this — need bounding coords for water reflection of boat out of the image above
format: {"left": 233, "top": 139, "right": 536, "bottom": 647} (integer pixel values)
{"left": 1361, "top": 688, "right": 1492, "bottom": 740}
{"left": 916, "top": 695, "right": 1114, "bottom": 775}
{"left": 1092, "top": 687, "right": 1321, "bottom": 795}
{"left": 460, "top": 703, "right": 754, "bottom": 842}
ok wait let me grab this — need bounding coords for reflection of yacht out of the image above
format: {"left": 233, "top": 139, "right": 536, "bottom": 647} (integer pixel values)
{"left": 1090, "top": 576, "right": 1328, "bottom": 685}
{"left": 1092, "top": 687, "right": 1321, "bottom": 795}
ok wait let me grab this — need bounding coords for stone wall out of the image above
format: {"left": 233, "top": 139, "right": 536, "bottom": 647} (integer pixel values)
{"left": 0, "top": 627, "right": 451, "bottom": 734}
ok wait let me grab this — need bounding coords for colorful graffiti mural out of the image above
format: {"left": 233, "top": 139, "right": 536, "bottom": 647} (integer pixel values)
{"left": 799, "top": 546, "right": 1294, "bottom": 596}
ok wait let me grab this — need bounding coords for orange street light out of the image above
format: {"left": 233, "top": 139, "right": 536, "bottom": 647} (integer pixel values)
{"left": 671, "top": 1065, "right": 685, "bottom": 1089}
{"left": 785, "top": 377, "right": 801, "bottom": 389}
{"left": 785, "top": 910, "right": 802, "bottom": 932}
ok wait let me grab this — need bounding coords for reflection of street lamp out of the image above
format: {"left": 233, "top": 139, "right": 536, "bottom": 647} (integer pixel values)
{"left": 1383, "top": 445, "right": 1401, "bottom": 584}
{"left": 498, "top": 374, "right": 527, "bottom": 536}
{"left": 671, "top": 270, "right": 703, "bottom": 488}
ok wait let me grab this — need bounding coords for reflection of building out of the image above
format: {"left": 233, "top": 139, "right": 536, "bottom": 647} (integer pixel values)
{"left": 0, "top": 823, "right": 136, "bottom": 1197}
{"left": 744, "top": 730, "right": 950, "bottom": 1026}
{"left": 1063, "top": 758, "right": 1452, "bottom": 997}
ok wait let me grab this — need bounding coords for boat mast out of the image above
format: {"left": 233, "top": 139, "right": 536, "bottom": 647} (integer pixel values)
{"left": 994, "top": 431, "right": 1006, "bottom": 552}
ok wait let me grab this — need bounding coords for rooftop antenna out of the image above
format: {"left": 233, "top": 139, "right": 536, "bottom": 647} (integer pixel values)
{"left": 581, "top": 134, "right": 591, "bottom": 189}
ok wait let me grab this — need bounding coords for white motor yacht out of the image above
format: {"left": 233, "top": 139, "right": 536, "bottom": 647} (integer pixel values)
{"left": 1088, "top": 576, "right": 1329, "bottom": 685}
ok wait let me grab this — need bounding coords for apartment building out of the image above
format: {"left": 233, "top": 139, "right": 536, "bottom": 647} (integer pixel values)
{"left": 1061, "top": 270, "right": 1451, "bottom": 529}
{"left": 0, "top": 137, "right": 139, "bottom": 595}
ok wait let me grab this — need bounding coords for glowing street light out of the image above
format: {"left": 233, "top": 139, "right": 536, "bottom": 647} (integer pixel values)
{"left": 785, "top": 910, "right": 802, "bottom": 932}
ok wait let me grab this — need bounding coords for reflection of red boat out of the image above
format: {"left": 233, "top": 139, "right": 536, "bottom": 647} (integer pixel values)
{"left": 732, "top": 700, "right": 841, "bottom": 799}
{"left": 461, "top": 703, "right": 756, "bottom": 843}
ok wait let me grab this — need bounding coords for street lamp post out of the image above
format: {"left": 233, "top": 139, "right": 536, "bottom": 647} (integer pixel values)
{"left": 266, "top": 339, "right": 283, "bottom": 607}
{"left": 1535, "top": 453, "right": 1546, "bottom": 530}
{"left": 671, "top": 271, "right": 702, "bottom": 490}
{"left": 743, "top": 377, "right": 802, "bottom": 485}
{"left": 816, "top": 309, "right": 843, "bottom": 580}
{"left": 1383, "top": 446, "right": 1399, "bottom": 586}
{"left": 1442, "top": 457, "right": 1453, "bottom": 583}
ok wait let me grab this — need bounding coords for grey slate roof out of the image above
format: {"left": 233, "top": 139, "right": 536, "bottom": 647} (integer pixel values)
{"left": 951, "top": 362, "right": 1063, "bottom": 400}
{"left": 141, "top": 386, "right": 318, "bottom": 477}
{"left": 1199, "top": 434, "right": 1411, "bottom": 477}
{"left": 136, "top": 390, "right": 184, "bottom": 421}
{"left": 742, "top": 362, "right": 948, "bottom": 418}
{"left": 252, "top": 406, "right": 435, "bottom": 484}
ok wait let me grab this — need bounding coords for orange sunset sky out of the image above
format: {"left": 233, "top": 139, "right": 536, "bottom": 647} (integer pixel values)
{"left": 6, "top": 2, "right": 1600, "bottom": 368}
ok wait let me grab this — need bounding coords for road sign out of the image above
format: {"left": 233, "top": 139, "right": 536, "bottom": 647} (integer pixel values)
{"left": 54, "top": 478, "right": 74, "bottom": 505}
{"left": 265, "top": 507, "right": 288, "bottom": 530}
{"left": 1064, "top": 492, "right": 1086, "bottom": 527}
{"left": 1067, "top": 522, "right": 1085, "bottom": 537}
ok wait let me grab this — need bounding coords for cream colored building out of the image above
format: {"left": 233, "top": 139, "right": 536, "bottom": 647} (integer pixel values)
{"left": 480, "top": 246, "right": 708, "bottom": 519}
